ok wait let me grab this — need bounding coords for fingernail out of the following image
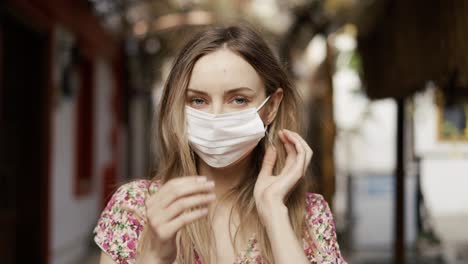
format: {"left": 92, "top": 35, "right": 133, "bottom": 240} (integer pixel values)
{"left": 207, "top": 194, "right": 216, "bottom": 200}
{"left": 197, "top": 176, "right": 207, "bottom": 182}
{"left": 201, "top": 208, "right": 209, "bottom": 214}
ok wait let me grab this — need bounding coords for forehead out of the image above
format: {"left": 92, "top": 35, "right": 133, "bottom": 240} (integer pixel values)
{"left": 188, "top": 48, "right": 264, "bottom": 94}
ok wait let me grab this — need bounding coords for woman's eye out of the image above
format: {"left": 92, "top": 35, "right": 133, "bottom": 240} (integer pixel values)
{"left": 191, "top": 98, "right": 205, "bottom": 105}
{"left": 232, "top": 96, "right": 249, "bottom": 105}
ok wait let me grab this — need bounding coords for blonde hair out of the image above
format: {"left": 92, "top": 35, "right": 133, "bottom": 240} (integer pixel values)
{"left": 140, "top": 24, "right": 310, "bottom": 264}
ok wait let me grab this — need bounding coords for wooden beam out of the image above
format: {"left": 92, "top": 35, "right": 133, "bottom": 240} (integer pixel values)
{"left": 394, "top": 98, "right": 405, "bottom": 264}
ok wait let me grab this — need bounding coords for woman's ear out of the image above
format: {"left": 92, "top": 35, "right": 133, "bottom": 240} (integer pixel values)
{"left": 264, "top": 88, "right": 283, "bottom": 125}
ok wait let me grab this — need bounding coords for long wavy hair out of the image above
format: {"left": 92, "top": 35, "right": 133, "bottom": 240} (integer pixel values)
{"left": 139, "top": 24, "right": 310, "bottom": 264}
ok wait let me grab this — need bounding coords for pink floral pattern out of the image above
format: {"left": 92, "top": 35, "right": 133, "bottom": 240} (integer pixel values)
{"left": 93, "top": 180, "right": 346, "bottom": 264}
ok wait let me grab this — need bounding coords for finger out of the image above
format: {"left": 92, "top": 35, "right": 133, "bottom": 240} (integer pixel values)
{"left": 160, "top": 192, "right": 216, "bottom": 223}
{"left": 151, "top": 178, "right": 215, "bottom": 209}
{"left": 147, "top": 176, "right": 207, "bottom": 205}
{"left": 288, "top": 131, "right": 313, "bottom": 161}
{"left": 296, "top": 133, "right": 314, "bottom": 170}
{"left": 285, "top": 131, "right": 306, "bottom": 175}
{"left": 160, "top": 180, "right": 215, "bottom": 208}
{"left": 278, "top": 130, "right": 297, "bottom": 174}
{"left": 161, "top": 207, "right": 209, "bottom": 240}
{"left": 287, "top": 131, "right": 313, "bottom": 175}
{"left": 281, "top": 130, "right": 306, "bottom": 180}
{"left": 259, "top": 144, "right": 277, "bottom": 178}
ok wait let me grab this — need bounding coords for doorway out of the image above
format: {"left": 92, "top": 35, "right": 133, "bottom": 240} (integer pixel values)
{"left": 0, "top": 9, "right": 51, "bottom": 264}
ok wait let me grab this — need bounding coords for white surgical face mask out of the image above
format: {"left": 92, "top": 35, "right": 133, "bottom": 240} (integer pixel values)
{"left": 185, "top": 96, "right": 271, "bottom": 168}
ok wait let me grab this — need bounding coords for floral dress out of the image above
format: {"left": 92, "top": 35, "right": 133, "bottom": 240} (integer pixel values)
{"left": 93, "top": 180, "right": 347, "bottom": 264}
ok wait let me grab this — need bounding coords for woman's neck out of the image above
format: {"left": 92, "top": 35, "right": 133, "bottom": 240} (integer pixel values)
{"left": 197, "top": 154, "right": 253, "bottom": 201}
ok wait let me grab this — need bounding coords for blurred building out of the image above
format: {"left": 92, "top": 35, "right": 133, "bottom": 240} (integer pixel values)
{"left": 1, "top": 1, "right": 126, "bottom": 263}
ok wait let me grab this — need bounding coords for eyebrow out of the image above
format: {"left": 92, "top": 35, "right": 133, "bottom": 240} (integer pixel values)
{"left": 187, "top": 87, "right": 256, "bottom": 95}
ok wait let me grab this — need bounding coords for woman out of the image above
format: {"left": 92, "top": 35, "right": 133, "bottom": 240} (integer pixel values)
{"left": 94, "top": 24, "right": 346, "bottom": 264}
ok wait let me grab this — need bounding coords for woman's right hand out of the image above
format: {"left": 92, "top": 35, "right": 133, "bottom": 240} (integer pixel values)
{"left": 139, "top": 176, "right": 216, "bottom": 264}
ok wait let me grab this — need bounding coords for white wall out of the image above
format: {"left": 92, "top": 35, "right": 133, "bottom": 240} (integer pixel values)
{"left": 333, "top": 69, "right": 397, "bottom": 175}
{"left": 421, "top": 158, "right": 468, "bottom": 218}
{"left": 414, "top": 87, "right": 468, "bottom": 156}
{"left": 414, "top": 87, "right": 468, "bottom": 219}
{"left": 333, "top": 68, "right": 417, "bottom": 249}
{"left": 420, "top": 158, "right": 468, "bottom": 262}
{"left": 51, "top": 59, "right": 114, "bottom": 264}
{"left": 414, "top": 87, "right": 468, "bottom": 261}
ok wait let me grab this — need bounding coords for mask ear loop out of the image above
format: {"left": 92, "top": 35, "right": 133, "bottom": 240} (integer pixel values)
{"left": 260, "top": 95, "right": 273, "bottom": 146}
{"left": 257, "top": 95, "right": 271, "bottom": 111}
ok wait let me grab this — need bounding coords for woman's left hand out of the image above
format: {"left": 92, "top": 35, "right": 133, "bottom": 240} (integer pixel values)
{"left": 254, "top": 129, "right": 313, "bottom": 219}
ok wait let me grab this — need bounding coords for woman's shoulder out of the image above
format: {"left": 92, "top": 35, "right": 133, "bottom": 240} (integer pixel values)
{"left": 305, "top": 192, "right": 331, "bottom": 215}
{"left": 303, "top": 191, "right": 335, "bottom": 231}
{"left": 103, "top": 179, "right": 161, "bottom": 215}
{"left": 114, "top": 178, "right": 162, "bottom": 197}
{"left": 93, "top": 179, "right": 162, "bottom": 264}
{"left": 303, "top": 192, "right": 346, "bottom": 263}
{"left": 98, "top": 178, "right": 163, "bottom": 224}
{"left": 111, "top": 179, "right": 161, "bottom": 205}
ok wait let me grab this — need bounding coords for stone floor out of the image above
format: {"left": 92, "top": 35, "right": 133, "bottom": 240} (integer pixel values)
{"left": 345, "top": 249, "right": 445, "bottom": 264}
{"left": 81, "top": 248, "right": 447, "bottom": 264}
{"left": 81, "top": 235, "right": 462, "bottom": 264}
